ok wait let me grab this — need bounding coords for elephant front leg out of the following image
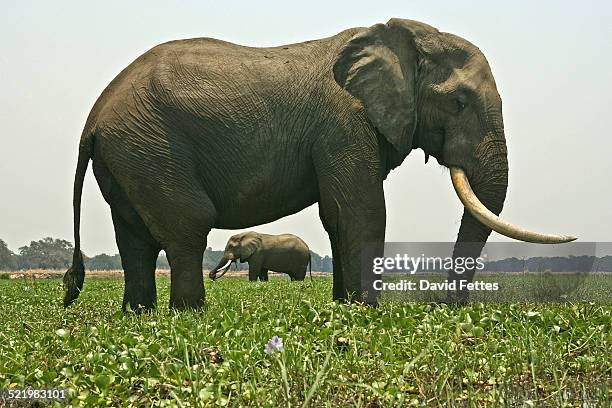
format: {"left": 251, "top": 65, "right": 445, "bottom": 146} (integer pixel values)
{"left": 248, "top": 263, "right": 261, "bottom": 282}
{"left": 317, "top": 172, "right": 386, "bottom": 304}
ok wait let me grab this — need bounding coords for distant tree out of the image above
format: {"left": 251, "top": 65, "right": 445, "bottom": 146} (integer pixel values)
{"left": 0, "top": 239, "right": 17, "bottom": 270}
{"left": 85, "top": 253, "right": 122, "bottom": 270}
{"left": 18, "top": 237, "right": 73, "bottom": 270}
{"left": 320, "top": 255, "right": 333, "bottom": 272}
{"left": 485, "top": 257, "right": 524, "bottom": 272}
{"left": 302, "top": 251, "right": 332, "bottom": 272}
{"left": 309, "top": 251, "right": 321, "bottom": 271}
{"left": 596, "top": 256, "right": 612, "bottom": 272}
{"left": 157, "top": 252, "right": 170, "bottom": 269}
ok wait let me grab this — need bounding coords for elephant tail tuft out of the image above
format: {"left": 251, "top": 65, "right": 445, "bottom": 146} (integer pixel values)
{"left": 63, "top": 252, "right": 85, "bottom": 307}
{"left": 63, "top": 129, "right": 94, "bottom": 307}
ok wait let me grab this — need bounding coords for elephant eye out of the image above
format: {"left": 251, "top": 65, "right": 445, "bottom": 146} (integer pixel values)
{"left": 456, "top": 99, "right": 466, "bottom": 113}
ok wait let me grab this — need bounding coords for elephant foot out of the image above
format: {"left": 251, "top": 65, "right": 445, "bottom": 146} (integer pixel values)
{"left": 165, "top": 238, "right": 208, "bottom": 311}
{"left": 169, "top": 295, "right": 205, "bottom": 310}
{"left": 122, "top": 287, "right": 156, "bottom": 313}
{"left": 169, "top": 275, "right": 205, "bottom": 310}
{"left": 442, "top": 290, "right": 469, "bottom": 307}
{"left": 122, "top": 303, "right": 155, "bottom": 314}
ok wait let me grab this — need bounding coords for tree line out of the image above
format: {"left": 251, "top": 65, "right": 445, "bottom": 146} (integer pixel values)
{"left": 3, "top": 237, "right": 611, "bottom": 273}
{"left": 484, "top": 256, "right": 612, "bottom": 273}
{"left": 0, "top": 237, "right": 334, "bottom": 272}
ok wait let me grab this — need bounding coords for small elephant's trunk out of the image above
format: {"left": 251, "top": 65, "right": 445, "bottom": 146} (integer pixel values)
{"left": 209, "top": 258, "right": 233, "bottom": 280}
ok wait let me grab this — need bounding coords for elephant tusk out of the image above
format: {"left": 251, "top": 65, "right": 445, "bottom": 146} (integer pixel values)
{"left": 212, "top": 259, "right": 232, "bottom": 280}
{"left": 216, "top": 264, "right": 231, "bottom": 279}
{"left": 217, "top": 259, "right": 232, "bottom": 272}
{"left": 450, "top": 167, "right": 577, "bottom": 244}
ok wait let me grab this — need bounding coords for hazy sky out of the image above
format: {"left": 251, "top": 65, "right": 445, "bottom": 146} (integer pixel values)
{"left": 1, "top": 1, "right": 610, "bottom": 256}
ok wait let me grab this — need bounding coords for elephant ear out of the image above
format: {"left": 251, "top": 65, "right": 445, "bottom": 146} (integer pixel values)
{"left": 333, "top": 19, "right": 439, "bottom": 155}
{"left": 239, "top": 233, "right": 262, "bottom": 261}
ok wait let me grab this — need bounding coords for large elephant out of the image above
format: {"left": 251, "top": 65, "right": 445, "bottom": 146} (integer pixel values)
{"left": 208, "top": 232, "right": 311, "bottom": 282}
{"left": 63, "top": 18, "right": 574, "bottom": 311}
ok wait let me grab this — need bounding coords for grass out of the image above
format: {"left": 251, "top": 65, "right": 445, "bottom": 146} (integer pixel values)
{"left": 0, "top": 277, "right": 610, "bottom": 407}
{"left": 381, "top": 272, "right": 612, "bottom": 303}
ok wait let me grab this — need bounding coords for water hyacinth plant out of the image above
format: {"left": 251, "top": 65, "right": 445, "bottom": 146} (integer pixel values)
{"left": 0, "top": 278, "right": 609, "bottom": 406}
{"left": 264, "top": 335, "right": 284, "bottom": 354}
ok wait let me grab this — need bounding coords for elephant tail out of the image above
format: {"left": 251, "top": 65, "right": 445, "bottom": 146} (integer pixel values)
{"left": 308, "top": 252, "right": 313, "bottom": 282}
{"left": 63, "top": 130, "right": 94, "bottom": 307}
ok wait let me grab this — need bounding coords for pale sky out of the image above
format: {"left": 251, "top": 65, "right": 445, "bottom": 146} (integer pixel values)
{"left": 0, "top": 1, "right": 610, "bottom": 256}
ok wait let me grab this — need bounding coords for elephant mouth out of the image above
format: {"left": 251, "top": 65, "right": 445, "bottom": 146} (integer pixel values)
{"left": 449, "top": 167, "right": 576, "bottom": 244}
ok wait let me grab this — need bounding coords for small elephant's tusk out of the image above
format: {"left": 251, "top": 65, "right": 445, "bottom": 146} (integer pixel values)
{"left": 215, "top": 267, "right": 230, "bottom": 279}
{"left": 450, "top": 167, "right": 576, "bottom": 244}
{"left": 212, "top": 259, "right": 232, "bottom": 280}
{"left": 218, "top": 259, "right": 232, "bottom": 271}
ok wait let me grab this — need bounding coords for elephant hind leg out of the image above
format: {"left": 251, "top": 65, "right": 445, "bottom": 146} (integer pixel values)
{"left": 111, "top": 208, "right": 160, "bottom": 313}
{"left": 157, "top": 194, "right": 216, "bottom": 310}
{"left": 259, "top": 269, "right": 269, "bottom": 281}
{"left": 165, "top": 241, "right": 207, "bottom": 309}
{"left": 293, "top": 266, "right": 307, "bottom": 281}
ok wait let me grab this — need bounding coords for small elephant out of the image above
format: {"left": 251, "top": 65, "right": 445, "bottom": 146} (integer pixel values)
{"left": 209, "top": 232, "right": 311, "bottom": 282}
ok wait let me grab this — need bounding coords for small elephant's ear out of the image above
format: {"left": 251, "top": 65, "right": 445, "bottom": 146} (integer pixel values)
{"left": 240, "top": 233, "right": 262, "bottom": 261}
{"left": 333, "top": 19, "right": 439, "bottom": 155}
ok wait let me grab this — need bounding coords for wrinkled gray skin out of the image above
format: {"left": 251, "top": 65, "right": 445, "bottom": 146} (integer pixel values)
{"left": 64, "top": 18, "right": 508, "bottom": 310}
{"left": 209, "top": 232, "right": 310, "bottom": 282}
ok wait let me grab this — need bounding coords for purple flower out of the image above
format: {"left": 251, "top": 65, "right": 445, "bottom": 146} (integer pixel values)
{"left": 264, "top": 335, "right": 284, "bottom": 354}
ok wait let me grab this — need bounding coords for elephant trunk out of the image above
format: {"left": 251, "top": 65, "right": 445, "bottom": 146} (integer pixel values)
{"left": 449, "top": 136, "right": 509, "bottom": 297}
{"left": 450, "top": 121, "right": 576, "bottom": 244}
{"left": 448, "top": 128, "right": 576, "bottom": 301}
{"left": 209, "top": 256, "right": 233, "bottom": 280}
{"left": 453, "top": 134, "right": 508, "bottom": 248}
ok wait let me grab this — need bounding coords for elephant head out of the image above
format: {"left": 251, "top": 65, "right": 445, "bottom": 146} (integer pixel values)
{"left": 333, "top": 19, "right": 574, "bottom": 267}
{"left": 209, "top": 232, "right": 262, "bottom": 280}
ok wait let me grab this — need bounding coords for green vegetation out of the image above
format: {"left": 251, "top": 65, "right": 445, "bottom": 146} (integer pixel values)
{"left": 381, "top": 272, "right": 612, "bottom": 303}
{"left": 0, "top": 277, "right": 610, "bottom": 407}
